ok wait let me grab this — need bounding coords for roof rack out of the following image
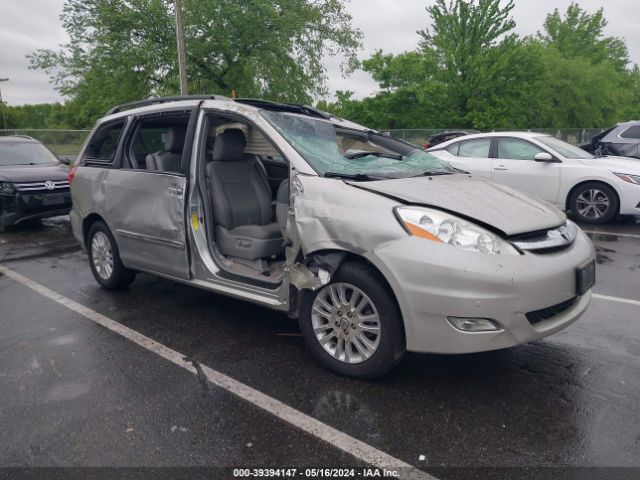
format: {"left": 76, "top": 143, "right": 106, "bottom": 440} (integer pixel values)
{"left": 234, "top": 98, "right": 332, "bottom": 120}
{"left": 106, "top": 95, "right": 228, "bottom": 115}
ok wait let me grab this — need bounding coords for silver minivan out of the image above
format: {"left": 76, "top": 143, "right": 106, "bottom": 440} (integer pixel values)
{"left": 70, "top": 96, "right": 596, "bottom": 378}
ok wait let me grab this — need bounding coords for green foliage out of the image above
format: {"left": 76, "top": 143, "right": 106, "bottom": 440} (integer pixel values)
{"left": 29, "top": 0, "right": 362, "bottom": 127}
{"left": 620, "top": 66, "right": 640, "bottom": 120}
{"left": 15, "top": 0, "right": 640, "bottom": 131}
{"left": 1, "top": 103, "right": 70, "bottom": 129}
{"left": 325, "top": 1, "right": 638, "bottom": 131}
{"left": 530, "top": 43, "right": 624, "bottom": 128}
{"left": 538, "top": 2, "right": 629, "bottom": 71}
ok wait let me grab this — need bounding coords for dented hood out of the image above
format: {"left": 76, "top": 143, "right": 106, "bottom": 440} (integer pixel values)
{"left": 349, "top": 174, "right": 566, "bottom": 236}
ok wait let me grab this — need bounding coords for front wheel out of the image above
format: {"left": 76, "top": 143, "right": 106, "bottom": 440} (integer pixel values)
{"left": 569, "top": 182, "right": 618, "bottom": 224}
{"left": 87, "top": 221, "right": 136, "bottom": 289}
{"left": 298, "top": 261, "right": 405, "bottom": 379}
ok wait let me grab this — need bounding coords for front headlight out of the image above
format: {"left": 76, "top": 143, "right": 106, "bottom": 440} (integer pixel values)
{"left": 613, "top": 173, "right": 640, "bottom": 185}
{"left": 395, "top": 206, "right": 519, "bottom": 255}
{"left": 0, "top": 182, "right": 16, "bottom": 194}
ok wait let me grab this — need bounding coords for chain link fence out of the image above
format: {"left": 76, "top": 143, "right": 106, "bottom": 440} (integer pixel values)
{"left": 0, "top": 129, "right": 90, "bottom": 157}
{"left": 388, "top": 128, "right": 606, "bottom": 146}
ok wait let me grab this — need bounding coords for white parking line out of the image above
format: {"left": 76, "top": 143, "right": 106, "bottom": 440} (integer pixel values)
{"left": 592, "top": 293, "right": 640, "bottom": 307}
{"left": 584, "top": 230, "right": 640, "bottom": 240}
{"left": 0, "top": 264, "right": 435, "bottom": 480}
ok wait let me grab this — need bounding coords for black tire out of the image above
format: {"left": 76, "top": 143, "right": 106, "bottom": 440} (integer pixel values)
{"left": 0, "top": 204, "right": 7, "bottom": 233}
{"left": 87, "top": 221, "right": 136, "bottom": 290}
{"left": 298, "top": 261, "right": 405, "bottom": 379}
{"left": 569, "top": 181, "right": 619, "bottom": 224}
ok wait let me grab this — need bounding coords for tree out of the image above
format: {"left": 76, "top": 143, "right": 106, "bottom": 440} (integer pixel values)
{"left": 30, "top": 0, "right": 362, "bottom": 126}
{"left": 532, "top": 44, "right": 622, "bottom": 128}
{"left": 533, "top": 3, "right": 633, "bottom": 127}
{"left": 322, "top": 0, "right": 545, "bottom": 131}
{"left": 418, "top": 0, "right": 542, "bottom": 129}
{"left": 1, "top": 103, "right": 70, "bottom": 129}
{"left": 620, "top": 66, "right": 640, "bottom": 121}
{"left": 538, "top": 2, "right": 629, "bottom": 71}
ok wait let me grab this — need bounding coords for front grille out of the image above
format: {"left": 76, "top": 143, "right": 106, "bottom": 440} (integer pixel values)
{"left": 508, "top": 229, "right": 550, "bottom": 243}
{"left": 509, "top": 223, "right": 577, "bottom": 255}
{"left": 526, "top": 297, "right": 578, "bottom": 325}
{"left": 525, "top": 244, "right": 571, "bottom": 255}
{"left": 14, "top": 180, "right": 70, "bottom": 194}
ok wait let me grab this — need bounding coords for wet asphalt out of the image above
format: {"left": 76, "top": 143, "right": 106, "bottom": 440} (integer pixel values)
{"left": 0, "top": 216, "right": 639, "bottom": 479}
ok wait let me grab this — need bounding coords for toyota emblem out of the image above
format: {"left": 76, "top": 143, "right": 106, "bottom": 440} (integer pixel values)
{"left": 44, "top": 181, "right": 56, "bottom": 190}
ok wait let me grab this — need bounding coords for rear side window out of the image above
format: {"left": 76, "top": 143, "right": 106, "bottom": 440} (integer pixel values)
{"left": 446, "top": 142, "right": 460, "bottom": 155}
{"left": 458, "top": 138, "right": 491, "bottom": 158}
{"left": 83, "top": 120, "right": 126, "bottom": 165}
{"left": 620, "top": 125, "right": 640, "bottom": 139}
{"left": 126, "top": 112, "right": 191, "bottom": 173}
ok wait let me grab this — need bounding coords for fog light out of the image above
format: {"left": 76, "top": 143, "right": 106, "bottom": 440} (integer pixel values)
{"left": 447, "top": 317, "right": 501, "bottom": 332}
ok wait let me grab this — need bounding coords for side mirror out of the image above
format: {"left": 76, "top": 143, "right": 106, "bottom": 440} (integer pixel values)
{"left": 59, "top": 156, "right": 72, "bottom": 166}
{"left": 534, "top": 152, "right": 556, "bottom": 162}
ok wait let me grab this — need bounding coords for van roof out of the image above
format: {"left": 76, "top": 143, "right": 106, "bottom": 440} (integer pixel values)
{"left": 104, "top": 95, "right": 332, "bottom": 120}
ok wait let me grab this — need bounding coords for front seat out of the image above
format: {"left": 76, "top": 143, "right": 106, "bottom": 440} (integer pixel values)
{"left": 145, "top": 126, "right": 186, "bottom": 172}
{"left": 207, "top": 129, "right": 283, "bottom": 261}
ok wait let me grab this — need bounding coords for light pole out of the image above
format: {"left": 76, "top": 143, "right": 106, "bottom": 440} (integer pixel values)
{"left": 174, "top": 0, "right": 188, "bottom": 95}
{"left": 0, "top": 78, "right": 8, "bottom": 131}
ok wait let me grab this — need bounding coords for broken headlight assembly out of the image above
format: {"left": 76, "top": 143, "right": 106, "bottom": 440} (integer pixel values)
{"left": 395, "top": 206, "right": 519, "bottom": 255}
{"left": 0, "top": 182, "right": 16, "bottom": 195}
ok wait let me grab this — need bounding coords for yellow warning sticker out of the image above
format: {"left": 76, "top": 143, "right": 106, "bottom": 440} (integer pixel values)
{"left": 191, "top": 213, "right": 200, "bottom": 231}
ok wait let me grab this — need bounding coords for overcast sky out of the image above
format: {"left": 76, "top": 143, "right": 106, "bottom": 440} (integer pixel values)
{"left": 1, "top": 0, "right": 639, "bottom": 105}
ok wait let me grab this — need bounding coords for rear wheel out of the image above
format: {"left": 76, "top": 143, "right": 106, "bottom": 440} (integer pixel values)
{"left": 87, "top": 221, "right": 136, "bottom": 289}
{"left": 569, "top": 182, "right": 618, "bottom": 224}
{"left": 0, "top": 205, "right": 7, "bottom": 232}
{"left": 298, "top": 261, "right": 405, "bottom": 379}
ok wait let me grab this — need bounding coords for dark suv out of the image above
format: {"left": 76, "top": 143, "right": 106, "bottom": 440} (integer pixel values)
{"left": 0, "top": 135, "right": 72, "bottom": 232}
{"left": 580, "top": 121, "right": 640, "bottom": 159}
{"left": 423, "top": 130, "right": 479, "bottom": 149}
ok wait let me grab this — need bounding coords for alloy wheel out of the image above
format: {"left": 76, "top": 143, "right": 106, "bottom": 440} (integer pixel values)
{"left": 91, "top": 231, "right": 114, "bottom": 280}
{"left": 576, "top": 188, "right": 610, "bottom": 219}
{"left": 311, "top": 282, "right": 381, "bottom": 364}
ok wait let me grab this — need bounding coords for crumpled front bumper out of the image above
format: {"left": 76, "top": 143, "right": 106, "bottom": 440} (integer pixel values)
{"left": 366, "top": 229, "right": 596, "bottom": 354}
{"left": 0, "top": 191, "right": 72, "bottom": 229}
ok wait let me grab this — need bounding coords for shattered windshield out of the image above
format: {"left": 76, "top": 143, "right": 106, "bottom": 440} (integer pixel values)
{"left": 261, "top": 111, "right": 455, "bottom": 179}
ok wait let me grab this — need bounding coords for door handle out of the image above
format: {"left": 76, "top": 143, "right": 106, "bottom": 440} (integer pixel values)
{"left": 168, "top": 185, "right": 183, "bottom": 196}
{"left": 494, "top": 166, "right": 508, "bottom": 171}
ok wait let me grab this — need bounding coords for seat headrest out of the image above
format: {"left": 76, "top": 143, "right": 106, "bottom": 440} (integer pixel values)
{"left": 212, "top": 129, "right": 246, "bottom": 162}
{"left": 165, "top": 126, "right": 187, "bottom": 153}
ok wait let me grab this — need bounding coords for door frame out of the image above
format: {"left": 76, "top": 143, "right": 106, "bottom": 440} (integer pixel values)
{"left": 109, "top": 107, "right": 199, "bottom": 279}
{"left": 183, "top": 107, "right": 294, "bottom": 307}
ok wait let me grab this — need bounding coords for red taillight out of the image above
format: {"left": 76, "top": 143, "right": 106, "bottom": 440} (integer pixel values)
{"left": 423, "top": 143, "right": 431, "bottom": 149}
{"left": 68, "top": 165, "right": 78, "bottom": 184}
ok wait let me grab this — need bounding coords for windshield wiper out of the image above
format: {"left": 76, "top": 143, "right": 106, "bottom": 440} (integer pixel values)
{"left": 323, "top": 172, "right": 386, "bottom": 181}
{"left": 344, "top": 151, "right": 404, "bottom": 161}
{"left": 421, "top": 170, "right": 454, "bottom": 176}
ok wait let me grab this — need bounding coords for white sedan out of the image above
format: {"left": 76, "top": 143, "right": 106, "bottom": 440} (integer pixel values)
{"left": 427, "top": 131, "right": 640, "bottom": 223}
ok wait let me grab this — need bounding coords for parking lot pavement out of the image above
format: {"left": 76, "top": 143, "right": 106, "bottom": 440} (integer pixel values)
{"left": 1, "top": 217, "right": 639, "bottom": 478}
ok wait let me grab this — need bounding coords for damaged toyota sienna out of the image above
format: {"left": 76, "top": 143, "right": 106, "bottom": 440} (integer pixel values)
{"left": 70, "top": 96, "right": 596, "bottom": 378}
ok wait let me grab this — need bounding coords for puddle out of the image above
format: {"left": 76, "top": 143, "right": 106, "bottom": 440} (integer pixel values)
{"left": 49, "top": 334, "right": 79, "bottom": 346}
{"left": 46, "top": 382, "right": 89, "bottom": 402}
{"left": 595, "top": 245, "right": 615, "bottom": 265}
